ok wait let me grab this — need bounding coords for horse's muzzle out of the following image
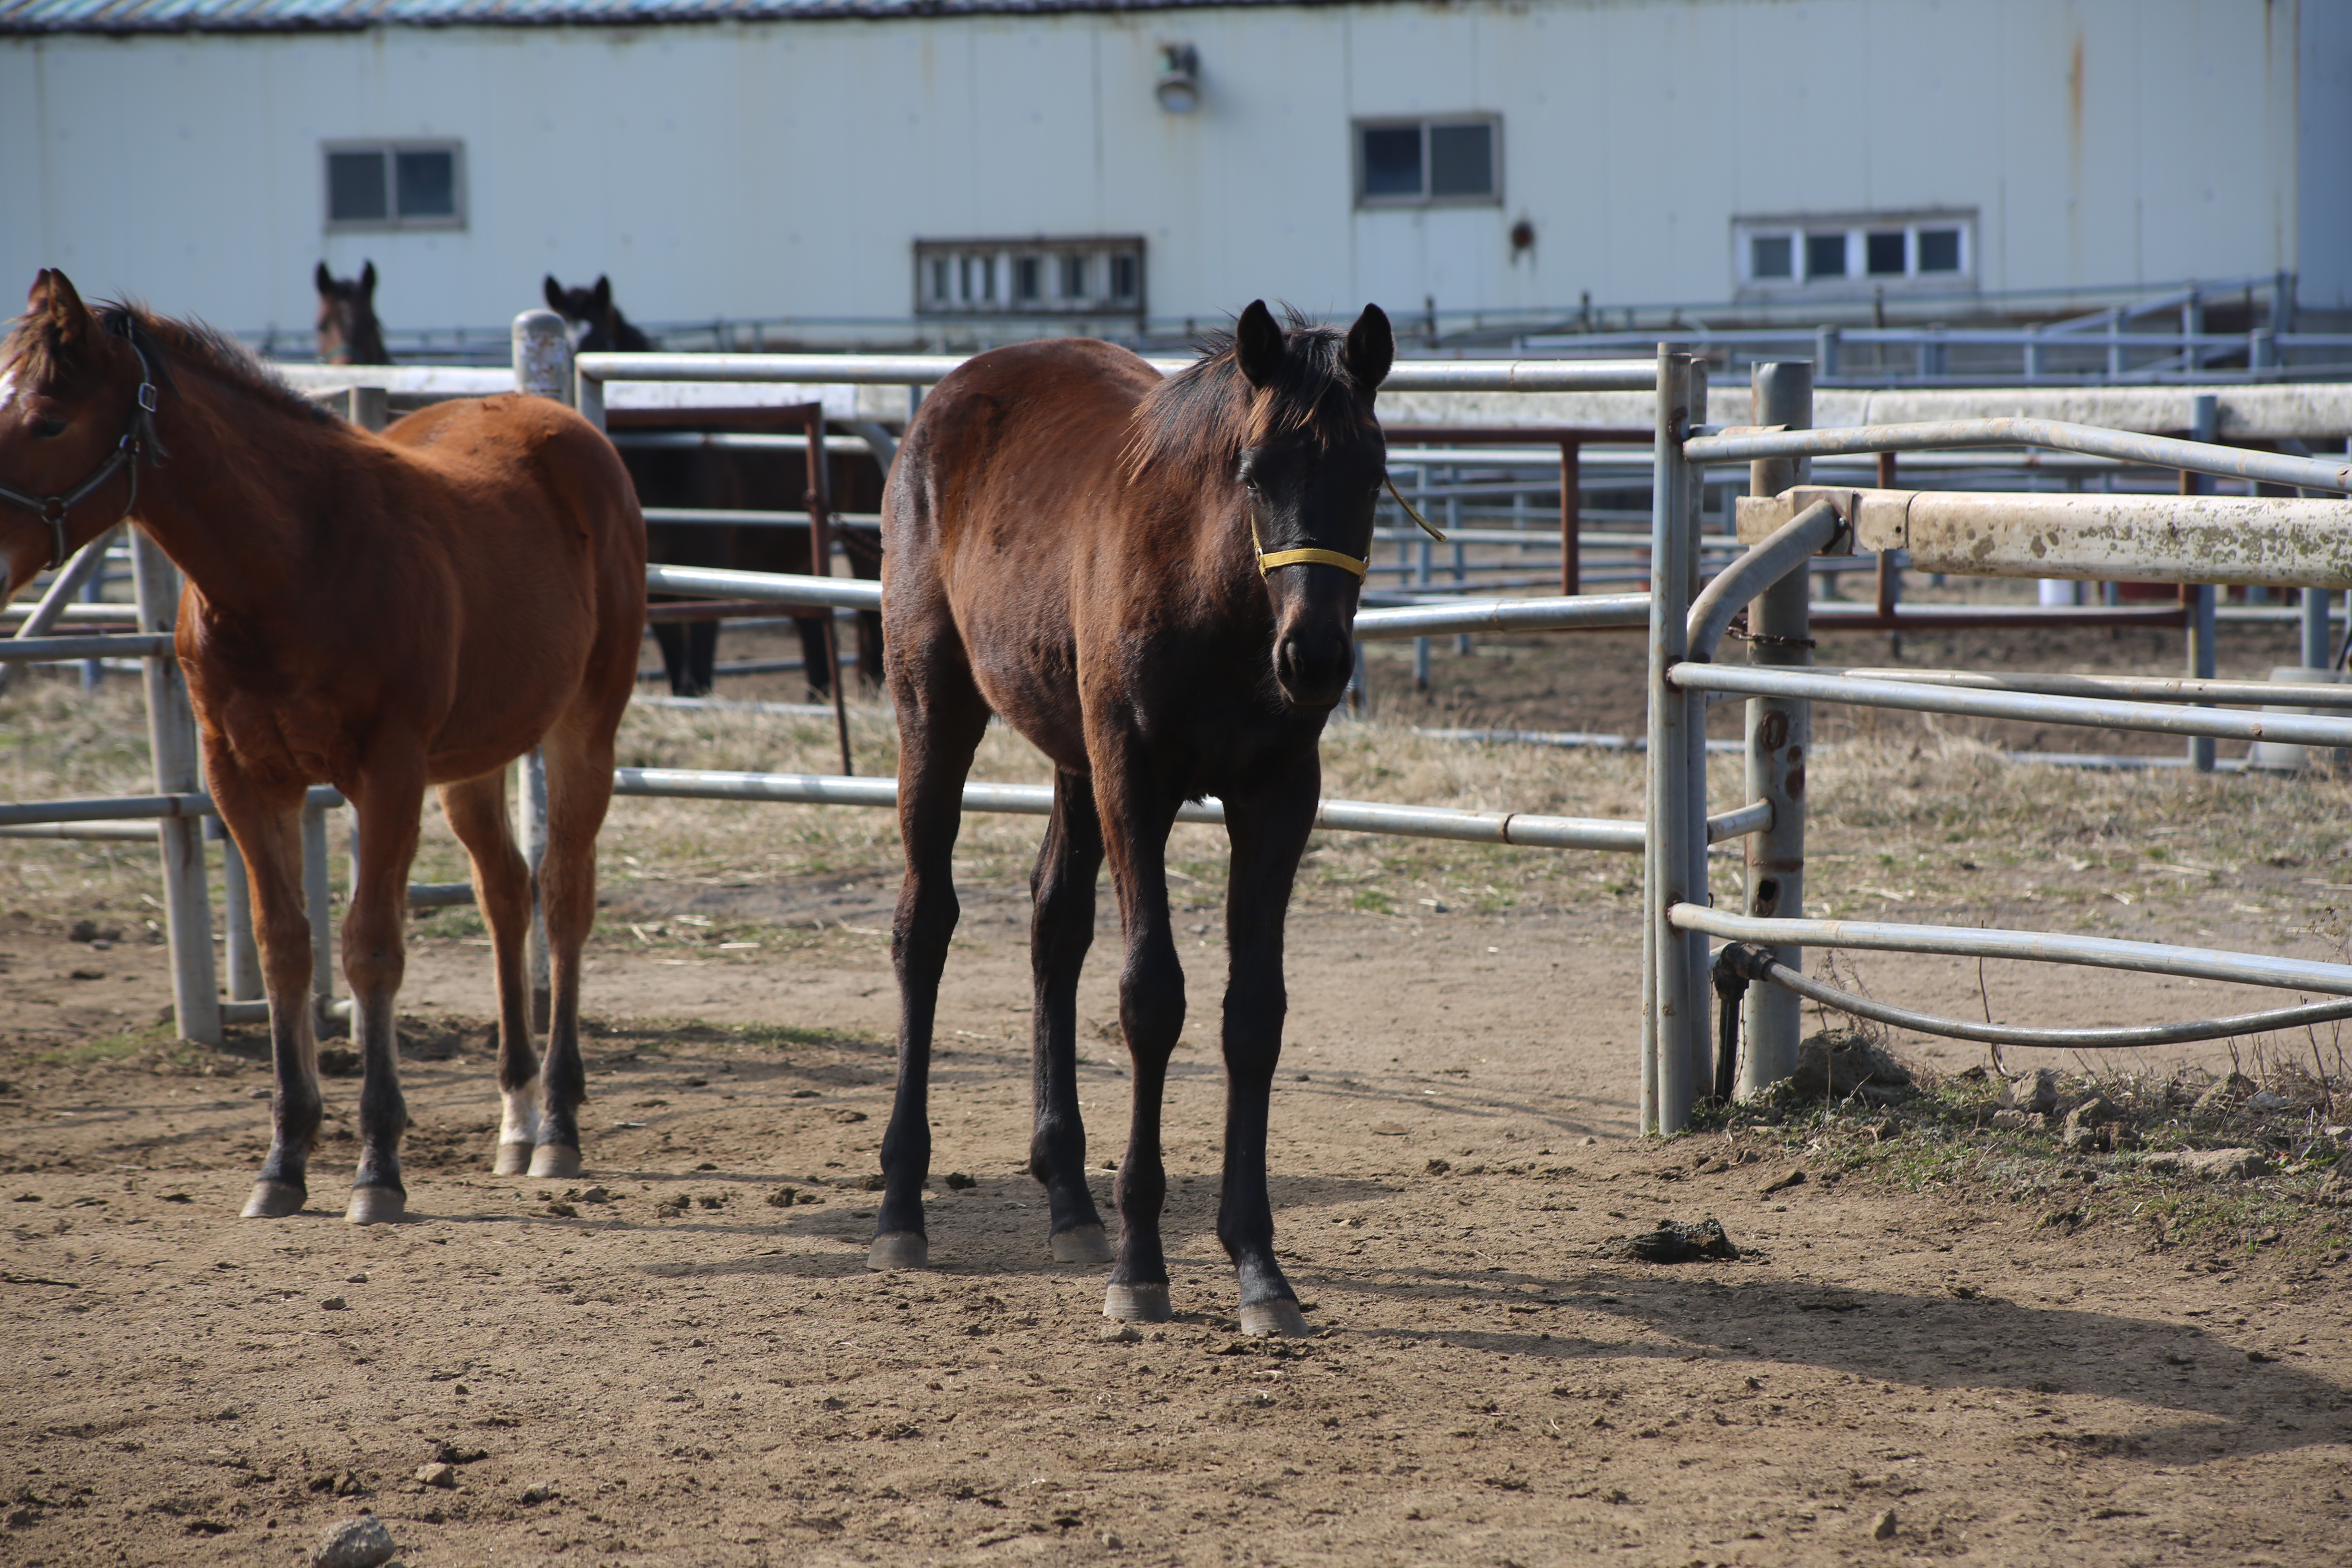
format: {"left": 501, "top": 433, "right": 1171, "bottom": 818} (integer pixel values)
{"left": 1276, "top": 626, "right": 1354, "bottom": 709}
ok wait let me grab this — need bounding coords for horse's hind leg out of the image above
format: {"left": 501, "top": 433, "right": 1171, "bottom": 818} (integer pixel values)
{"left": 437, "top": 770, "right": 539, "bottom": 1174}
{"left": 211, "top": 755, "right": 322, "bottom": 1219}
{"left": 1214, "top": 767, "right": 1320, "bottom": 1336}
{"left": 530, "top": 715, "right": 618, "bottom": 1177}
{"left": 340, "top": 757, "right": 428, "bottom": 1225}
{"left": 869, "top": 653, "right": 989, "bottom": 1271}
{"left": 1030, "top": 769, "right": 1111, "bottom": 1262}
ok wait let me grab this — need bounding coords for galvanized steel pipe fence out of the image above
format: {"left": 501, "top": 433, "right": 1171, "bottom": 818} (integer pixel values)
{"left": 18, "top": 317, "right": 2352, "bottom": 1149}
{"left": 1642, "top": 351, "right": 2352, "bottom": 1135}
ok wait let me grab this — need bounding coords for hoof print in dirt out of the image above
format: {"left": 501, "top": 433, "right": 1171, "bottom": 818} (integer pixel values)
{"left": 1618, "top": 1217, "right": 1740, "bottom": 1263}
{"left": 311, "top": 1514, "right": 396, "bottom": 1568}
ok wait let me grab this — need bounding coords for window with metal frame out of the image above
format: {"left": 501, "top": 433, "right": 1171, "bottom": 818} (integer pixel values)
{"left": 1734, "top": 212, "right": 1974, "bottom": 296}
{"left": 914, "top": 238, "right": 1145, "bottom": 316}
{"left": 323, "top": 142, "right": 465, "bottom": 230}
{"left": 1354, "top": 116, "right": 1502, "bottom": 207}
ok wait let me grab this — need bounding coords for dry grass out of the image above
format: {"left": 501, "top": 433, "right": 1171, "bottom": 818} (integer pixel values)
{"left": 7, "top": 673, "right": 2352, "bottom": 952}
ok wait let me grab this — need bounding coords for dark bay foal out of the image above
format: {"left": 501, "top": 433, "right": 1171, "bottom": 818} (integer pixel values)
{"left": 873, "top": 301, "right": 1392, "bottom": 1335}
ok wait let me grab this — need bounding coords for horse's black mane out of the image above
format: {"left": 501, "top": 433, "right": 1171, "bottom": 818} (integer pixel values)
{"left": 2, "top": 300, "right": 337, "bottom": 426}
{"left": 1123, "top": 306, "right": 1373, "bottom": 483}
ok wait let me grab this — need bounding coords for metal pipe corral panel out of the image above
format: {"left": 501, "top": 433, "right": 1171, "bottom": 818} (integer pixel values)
{"left": 1673, "top": 905, "right": 2352, "bottom": 997}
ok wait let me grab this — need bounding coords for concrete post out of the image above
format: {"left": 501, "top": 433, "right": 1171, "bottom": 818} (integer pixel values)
{"left": 301, "top": 794, "right": 336, "bottom": 1030}
{"left": 1740, "top": 361, "right": 1813, "bottom": 1098}
{"left": 512, "top": 312, "right": 573, "bottom": 1033}
{"left": 131, "top": 530, "right": 220, "bottom": 1045}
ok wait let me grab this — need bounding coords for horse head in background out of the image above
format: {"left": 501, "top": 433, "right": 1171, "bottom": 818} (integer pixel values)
{"left": 543, "top": 274, "right": 652, "bottom": 354}
{"left": 314, "top": 261, "right": 389, "bottom": 365}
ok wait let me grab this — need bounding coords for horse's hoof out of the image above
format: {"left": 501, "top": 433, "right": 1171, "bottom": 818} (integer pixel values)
{"left": 1050, "top": 1224, "right": 1114, "bottom": 1265}
{"left": 1238, "top": 1298, "right": 1312, "bottom": 1338}
{"left": 240, "top": 1180, "right": 305, "bottom": 1219}
{"left": 492, "top": 1141, "right": 534, "bottom": 1176}
{"left": 1103, "top": 1282, "right": 1173, "bottom": 1323}
{"left": 345, "top": 1186, "right": 407, "bottom": 1226}
{"left": 528, "top": 1144, "right": 582, "bottom": 1178}
{"left": 867, "top": 1232, "right": 929, "bottom": 1272}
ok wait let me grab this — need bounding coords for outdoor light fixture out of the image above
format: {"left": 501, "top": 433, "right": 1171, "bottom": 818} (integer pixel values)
{"left": 1154, "top": 42, "right": 1200, "bottom": 114}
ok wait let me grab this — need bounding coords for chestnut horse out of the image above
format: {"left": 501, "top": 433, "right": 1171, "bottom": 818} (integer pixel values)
{"left": 873, "top": 301, "right": 1392, "bottom": 1335}
{"left": 0, "top": 270, "right": 644, "bottom": 1223}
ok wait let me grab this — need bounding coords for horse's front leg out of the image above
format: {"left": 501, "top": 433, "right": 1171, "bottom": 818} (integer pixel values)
{"left": 339, "top": 754, "right": 427, "bottom": 1224}
{"left": 1029, "top": 768, "right": 1111, "bottom": 1262}
{"left": 212, "top": 753, "right": 323, "bottom": 1219}
{"left": 1095, "top": 755, "right": 1186, "bottom": 1323}
{"left": 1216, "top": 760, "right": 1320, "bottom": 1336}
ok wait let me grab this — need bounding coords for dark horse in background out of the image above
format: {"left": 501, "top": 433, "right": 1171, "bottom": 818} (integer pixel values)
{"left": 0, "top": 270, "right": 644, "bottom": 1222}
{"left": 315, "top": 262, "right": 389, "bottom": 366}
{"left": 543, "top": 274, "right": 882, "bottom": 700}
{"left": 870, "top": 301, "right": 1392, "bottom": 1336}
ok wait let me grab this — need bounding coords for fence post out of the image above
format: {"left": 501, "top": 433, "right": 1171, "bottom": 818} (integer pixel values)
{"left": 1740, "top": 361, "right": 1813, "bottom": 1098}
{"left": 1813, "top": 326, "right": 1840, "bottom": 383}
{"left": 513, "top": 312, "right": 575, "bottom": 1032}
{"left": 1559, "top": 440, "right": 1581, "bottom": 596}
{"left": 1643, "top": 348, "right": 1704, "bottom": 1134}
{"left": 130, "top": 530, "right": 220, "bottom": 1046}
{"left": 301, "top": 793, "right": 335, "bottom": 1029}
{"left": 2184, "top": 393, "right": 2219, "bottom": 772}
{"left": 215, "top": 820, "right": 263, "bottom": 1003}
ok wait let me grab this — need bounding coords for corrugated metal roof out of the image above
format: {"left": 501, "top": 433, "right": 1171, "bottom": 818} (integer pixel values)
{"left": 0, "top": 0, "right": 1298, "bottom": 31}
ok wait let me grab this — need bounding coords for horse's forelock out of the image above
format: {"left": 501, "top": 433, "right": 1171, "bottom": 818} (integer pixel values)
{"left": 1123, "top": 312, "right": 1370, "bottom": 484}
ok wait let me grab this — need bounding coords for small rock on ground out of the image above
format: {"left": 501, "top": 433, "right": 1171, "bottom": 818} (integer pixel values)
{"left": 312, "top": 1514, "right": 396, "bottom": 1568}
{"left": 1871, "top": 1507, "right": 1898, "bottom": 1540}
{"left": 416, "top": 1461, "right": 457, "bottom": 1488}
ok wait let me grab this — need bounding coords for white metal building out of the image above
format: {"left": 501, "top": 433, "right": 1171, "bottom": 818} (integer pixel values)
{"left": 2, "top": 0, "right": 2346, "bottom": 345}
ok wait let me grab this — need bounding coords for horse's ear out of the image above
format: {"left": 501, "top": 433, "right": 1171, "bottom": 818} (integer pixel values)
{"left": 359, "top": 261, "right": 376, "bottom": 297}
{"left": 315, "top": 261, "right": 336, "bottom": 296}
{"left": 33, "top": 269, "right": 93, "bottom": 350}
{"left": 544, "top": 276, "right": 566, "bottom": 312}
{"left": 1235, "top": 299, "right": 1285, "bottom": 390}
{"left": 592, "top": 276, "right": 613, "bottom": 312}
{"left": 1344, "top": 303, "right": 1394, "bottom": 392}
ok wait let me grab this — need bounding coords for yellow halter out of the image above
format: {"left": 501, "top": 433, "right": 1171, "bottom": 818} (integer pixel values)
{"left": 1249, "top": 474, "right": 1448, "bottom": 579}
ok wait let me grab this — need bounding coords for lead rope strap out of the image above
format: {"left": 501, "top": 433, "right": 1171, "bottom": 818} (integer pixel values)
{"left": 1385, "top": 474, "right": 1448, "bottom": 543}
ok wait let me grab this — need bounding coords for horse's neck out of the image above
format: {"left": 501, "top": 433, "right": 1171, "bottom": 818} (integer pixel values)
{"left": 132, "top": 366, "right": 342, "bottom": 611}
{"left": 351, "top": 322, "right": 390, "bottom": 365}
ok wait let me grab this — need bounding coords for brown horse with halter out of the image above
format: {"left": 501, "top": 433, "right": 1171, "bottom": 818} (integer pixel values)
{"left": 873, "top": 300, "right": 1392, "bottom": 1334}
{"left": 0, "top": 270, "right": 644, "bottom": 1223}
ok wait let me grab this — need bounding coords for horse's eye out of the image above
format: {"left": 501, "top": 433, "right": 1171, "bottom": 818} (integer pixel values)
{"left": 31, "top": 418, "right": 66, "bottom": 439}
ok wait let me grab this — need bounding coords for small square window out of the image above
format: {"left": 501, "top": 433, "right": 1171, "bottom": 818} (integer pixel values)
{"left": 1865, "top": 230, "right": 1907, "bottom": 276}
{"left": 1428, "top": 123, "right": 1494, "bottom": 198}
{"left": 1060, "top": 254, "right": 1087, "bottom": 299}
{"left": 1918, "top": 227, "right": 1963, "bottom": 273}
{"left": 326, "top": 151, "right": 387, "bottom": 224}
{"left": 1361, "top": 126, "right": 1423, "bottom": 198}
{"left": 1805, "top": 232, "right": 1849, "bottom": 279}
{"left": 394, "top": 149, "right": 456, "bottom": 220}
{"left": 1110, "top": 253, "right": 1139, "bottom": 303}
{"left": 1014, "top": 256, "right": 1042, "bottom": 303}
{"left": 1750, "top": 234, "right": 1793, "bottom": 280}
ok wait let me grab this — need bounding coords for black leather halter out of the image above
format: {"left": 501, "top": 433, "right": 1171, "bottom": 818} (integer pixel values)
{"left": 0, "top": 323, "right": 161, "bottom": 571}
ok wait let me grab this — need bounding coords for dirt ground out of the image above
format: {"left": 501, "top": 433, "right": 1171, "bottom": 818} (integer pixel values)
{"left": 5, "top": 617, "right": 2352, "bottom": 1567}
